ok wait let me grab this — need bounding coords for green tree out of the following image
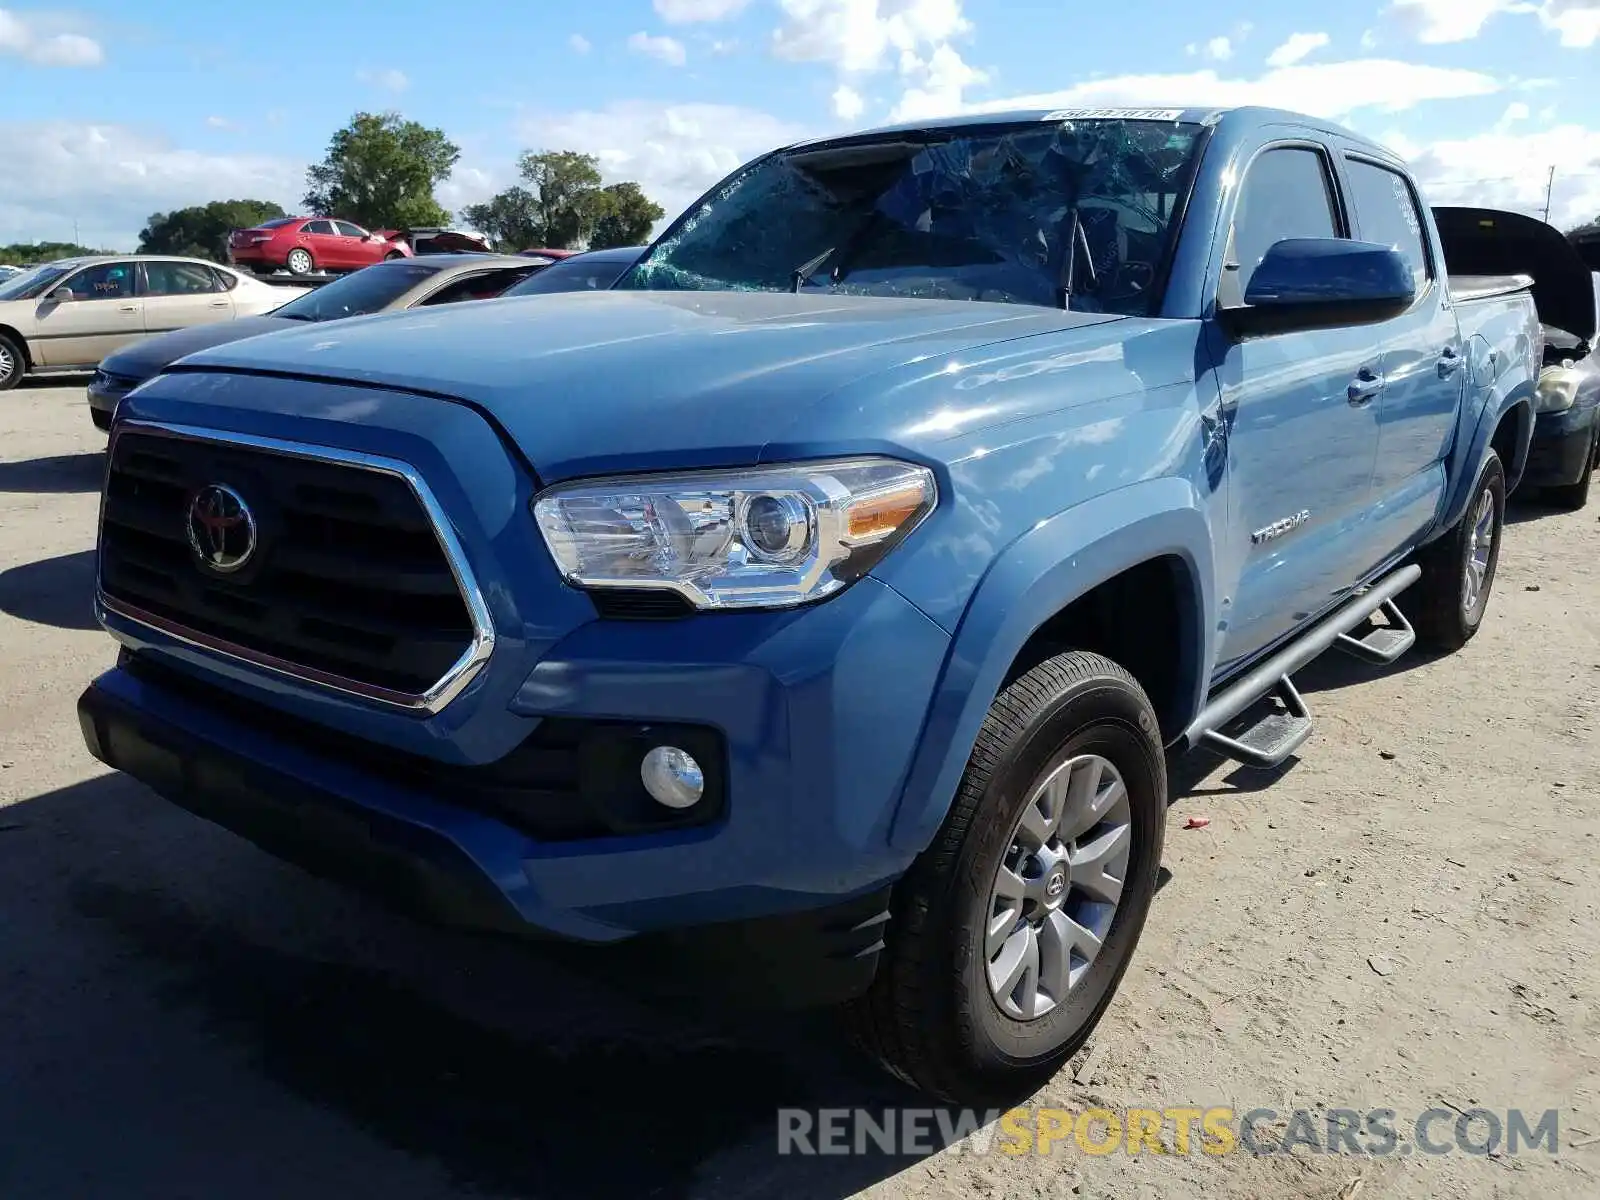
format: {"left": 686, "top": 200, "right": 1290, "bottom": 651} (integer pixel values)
{"left": 590, "top": 182, "right": 665, "bottom": 249}
{"left": 137, "top": 199, "right": 288, "bottom": 262}
{"left": 460, "top": 187, "right": 543, "bottom": 252}
{"left": 303, "top": 112, "right": 458, "bottom": 230}
{"left": 516, "top": 150, "right": 607, "bottom": 248}
{"left": 0, "top": 240, "right": 112, "bottom": 264}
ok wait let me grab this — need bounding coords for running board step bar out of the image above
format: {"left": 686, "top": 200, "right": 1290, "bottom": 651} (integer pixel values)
{"left": 1335, "top": 599, "right": 1417, "bottom": 665}
{"left": 1185, "top": 564, "right": 1422, "bottom": 771}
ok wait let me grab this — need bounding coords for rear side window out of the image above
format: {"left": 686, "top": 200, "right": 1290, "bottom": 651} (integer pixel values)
{"left": 303, "top": 219, "right": 335, "bottom": 235}
{"left": 1344, "top": 159, "right": 1431, "bottom": 292}
{"left": 142, "top": 260, "right": 222, "bottom": 296}
{"left": 1230, "top": 147, "right": 1340, "bottom": 292}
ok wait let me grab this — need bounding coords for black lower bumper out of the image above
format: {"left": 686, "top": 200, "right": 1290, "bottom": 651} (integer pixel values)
{"left": 1523, "top": 406, "right": 1598, "bottom": 488}
{"left": 77, "top": 675, "right": 888, "bottom": 1008}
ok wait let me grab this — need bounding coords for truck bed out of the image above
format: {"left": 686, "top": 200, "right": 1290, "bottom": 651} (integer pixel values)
{"left": 1452, "top": 273, "right": 1535, "bottom": 304}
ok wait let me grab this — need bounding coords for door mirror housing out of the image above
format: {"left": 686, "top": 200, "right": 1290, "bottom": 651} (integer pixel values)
{"left": 1220, "top": 238, "right": 1415, "bottom": 337}
{"left": 48, "top": 286, "right": 74, "bottom": 304}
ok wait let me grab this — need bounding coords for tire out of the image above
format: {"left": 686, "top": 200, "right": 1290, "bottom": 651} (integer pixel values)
{"left": 384, "top": 250, "right": 405, "bottom": 261}
{"left": 847, "top": 650, "right": 1167, "bottom": 1104}
{"left": 285, "top": 248, "right": 315, "bottom": 275}
{"left": 1398, "top": 451, "right": 1506, "bottom": 652}
{"left": 1544, "top": 429, "right": 1596, "bottom": 511}
{"left": 0, "top": 333, "right": 24, "bottom": 391}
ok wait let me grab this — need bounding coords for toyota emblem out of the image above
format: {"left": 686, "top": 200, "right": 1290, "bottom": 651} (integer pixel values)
{"left": 1045, "top": 870, "right": 1067, "bottom": 899}
{"left": 186, "top": 483, "right": 257, "bottom": 574}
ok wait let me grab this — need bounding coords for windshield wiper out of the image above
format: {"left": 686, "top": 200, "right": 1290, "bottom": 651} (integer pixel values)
{"left": 791, "top": 247, "right": 835, "bottom": 294}
{"left": 1057, "top": 208, "right": 1098, "bottom": 310}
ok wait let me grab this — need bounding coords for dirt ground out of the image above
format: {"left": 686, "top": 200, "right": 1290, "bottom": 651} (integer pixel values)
{"left": 1, "top": 381, "right": 1596, "bottom": 1200}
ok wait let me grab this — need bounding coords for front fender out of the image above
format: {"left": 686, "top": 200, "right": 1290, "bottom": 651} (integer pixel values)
{"left": 886, "top": 475, "right": 1215, "bottom": 853}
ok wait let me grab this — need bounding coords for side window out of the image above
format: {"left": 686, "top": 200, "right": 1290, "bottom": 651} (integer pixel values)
{"left": 143, "top": 261, "right": 221, "bottom": 296}
{"left": 62, "top": 263, "right": 134, "bottom": 301}
{"left": 209, "top": 266, "right": 240, "bottom": 291}
{"left": 1230, "top": 147, "right": 1341, "bottom": 293}
{"left": 419, "top": 269, "right": 533, "bottom": 306}
{"left": 335, "top": 221, "right": 366, "bottom": 238}
{"left": 304, "top": 219, "right": 335, "bottom": 236}
{"left": 1344, "top": 159, "right": 1431, "bottom": 293}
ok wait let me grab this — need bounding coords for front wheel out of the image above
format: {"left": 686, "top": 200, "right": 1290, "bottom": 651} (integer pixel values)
{"left": 1398, "top": 451, "right": 1506, "bottom": 652}
{"left": 0, "top": 334, "right": 22, "bottom": 391}
{"left": 285, "top": 248, "right": 315, "bottom": 275}
{"left": 848, "top": 651, "right": 1167, "bottom": 1104}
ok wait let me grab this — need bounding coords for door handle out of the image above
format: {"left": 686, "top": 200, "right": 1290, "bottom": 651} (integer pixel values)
{"left": 1348, "top": 368, "right": 1384, "bottom": 407}
{"left": 209, "top": 300, "right": 230, "bottom": 308}
{"left": 118, "top": 305, "right": 139, "bottom": 313}
{"left": 1437, "top": 345, "right": 1462, "bottom": 378}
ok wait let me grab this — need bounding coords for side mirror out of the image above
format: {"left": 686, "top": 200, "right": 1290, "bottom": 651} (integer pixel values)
{"left": 1220, "top": 238, "right": 1415, "bottom": 337}
{"left": 48, "top": 286, "right": 74, "bottom": 303}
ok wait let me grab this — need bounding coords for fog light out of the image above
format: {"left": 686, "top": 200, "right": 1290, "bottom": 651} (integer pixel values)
{"left": 640, "top": 745, "right": 705, "bottom": 810}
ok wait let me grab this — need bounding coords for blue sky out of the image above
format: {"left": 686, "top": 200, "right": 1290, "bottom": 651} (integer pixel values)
{"left": 1, "top": 0, "right": 1597, "bottom": 248}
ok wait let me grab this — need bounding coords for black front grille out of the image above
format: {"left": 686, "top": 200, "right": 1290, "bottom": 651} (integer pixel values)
{"left": 100, "top": 429, "right": 476, "bottom": 698}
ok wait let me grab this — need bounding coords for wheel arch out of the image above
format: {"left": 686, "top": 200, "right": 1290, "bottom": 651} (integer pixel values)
{"left": 0, "top": 323, "right": 33, "bottom": 370}
{"left": 886, "top": 477, "right": 1215, "bottom": 853}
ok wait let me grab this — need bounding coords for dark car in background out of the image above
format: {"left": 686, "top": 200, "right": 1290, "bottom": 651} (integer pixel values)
{"left": 501, "top": 244, "right": 646, "bottom": 295}
{"left": 87, "top": 254, "right": 539, "bottom": 429}
{"left": 1435, "top": 206, "right": 1600, "bottom": 508}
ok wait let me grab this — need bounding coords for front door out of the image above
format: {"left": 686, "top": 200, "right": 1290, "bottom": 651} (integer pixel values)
{"left": 30, "top": 261, "right": 143, "bottom": 367}
{"left": 139, "top": 260, "right": 235, "bottom": 334}
{"left": 1210, "top": 144, "right": 1385, "bottom": 671}
{"left": 1340, "top": 155, "right": 1464, "bottom": 561}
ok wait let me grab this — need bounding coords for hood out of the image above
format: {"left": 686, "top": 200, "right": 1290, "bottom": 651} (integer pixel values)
{"left": 173, "top": 290, "right": 1125, "bottom": 480}
{"left": 1434, "top": 206, "right": 1597, "bottom": 346}
{"left": 99, "top": 315, "right": 299, "bottom": 381}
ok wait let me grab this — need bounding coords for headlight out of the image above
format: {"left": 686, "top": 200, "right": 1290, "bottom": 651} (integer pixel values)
{"left": 533, "top": 457, "right": 937, "bottom": 610}
{"left": 1535, "top": 364, "right": 1582, "bottom": 414}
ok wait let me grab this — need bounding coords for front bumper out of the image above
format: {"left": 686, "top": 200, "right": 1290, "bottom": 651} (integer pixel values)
{"left": 1523, "top": 402, "right": 1599, "bottom": 488}
{"left": 86, "top": 377, "right": 132, "bottom": 427}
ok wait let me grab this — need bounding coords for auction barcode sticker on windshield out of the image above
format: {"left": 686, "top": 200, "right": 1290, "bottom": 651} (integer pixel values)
{"left": 1042, "top": 108, "right": 1186, "bottom": 122}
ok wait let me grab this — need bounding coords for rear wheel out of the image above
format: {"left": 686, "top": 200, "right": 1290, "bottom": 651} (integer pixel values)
{"left": 1398, "top": 451, "right": 1505, "bottom": 652}
{"left": 384, "top": 250, "right": 405, "bottom": 261}
{"left": 0, "top": 334, "right": 23, "bottom": 391}
{"left": 285, "top": 248, "right": 315, "bottom": 275}
{"left": 848, "top": 651, "right": 1166, "bottom": 1103}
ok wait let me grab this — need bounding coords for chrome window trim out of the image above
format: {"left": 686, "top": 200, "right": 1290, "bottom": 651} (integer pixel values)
{"left": 98, "top": 419, "right": 496, "bottom": 715}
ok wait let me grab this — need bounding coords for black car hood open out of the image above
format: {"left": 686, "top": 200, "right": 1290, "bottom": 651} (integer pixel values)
{"left": 1434, "top": 206, "right": 1597, "bottom": 346}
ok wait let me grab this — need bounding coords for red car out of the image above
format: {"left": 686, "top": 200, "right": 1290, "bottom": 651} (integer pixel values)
{"left": 228, "top": 217, "right": 412, "bottom": 276}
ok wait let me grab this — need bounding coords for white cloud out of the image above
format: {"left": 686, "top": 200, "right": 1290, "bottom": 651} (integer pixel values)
{"left": 1389, "top": 0, "right": 1600, "bottom": 47}
{"left": 1540, "top": 0, "right": 1600, "bottom": 46}
{"left": 0, "top": 9, "right": 103, "bottom": 66}
{"left": 654, "top": 0, "right": 749, "bottom": 20}
{"left": 205, "top": 115, "right": 235, "bottom": 130}
{"left": 628, "top": 30, "right": 688, "bottom": 65}
{"left": 356, "top": 66, "right": 409, "bottom": 92}
{"left": 1361, "top": 27, "right": 1378, "bottom": 48}
{"left": 569, "top": 33, "right": 592, "bottom": 54}
{"left": 1205, "top": 36, "right": 1233, "bottom": 61}
{"left": 1266, "top": 31, "right": 1330, "bottom": 68}
{"left": 516, "top": 101, "right": 812, "bottom": 228}
{"left": 1402, "top": 123, "right": 1600, "bottom": 231}
{"left": 773, "top": 0, "right": 986, "bottom": 123}
{"left": 1494, "top": 101, "right": 1531, "bottom": 131}
{"left": 832, "top": 83, "right": 866, "bottom": 121}
{"left": 0, "top": 121, "right": 303, "bottom": 248}
{"left": 956, "top": 58, "right": 1501, "bottom": 124}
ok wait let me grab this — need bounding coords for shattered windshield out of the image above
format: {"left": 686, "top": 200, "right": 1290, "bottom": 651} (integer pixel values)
{"left": 617, "top": 118, "right": 1206, "bottom": 315}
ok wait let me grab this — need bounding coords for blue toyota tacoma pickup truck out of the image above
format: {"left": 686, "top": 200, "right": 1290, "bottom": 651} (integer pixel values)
{"left": 80, "top": 106, "right": 1539, "bottom": 1102}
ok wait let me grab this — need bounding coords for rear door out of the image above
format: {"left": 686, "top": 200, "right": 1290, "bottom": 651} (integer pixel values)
{"left": 29, "top": 261, "right": 142, "bottom": 367}
{"left": 1209, "top": 142, "right": 1385, "bottom": 670}
{"left": 301, "top": 219, "right": 342, "bottom": 268}
{"left": 1341, "top": 155, "right": 1466, "bottom": 556}
{"left": 139, "top": 260, "right": 235, "bottom": 334}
